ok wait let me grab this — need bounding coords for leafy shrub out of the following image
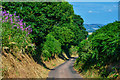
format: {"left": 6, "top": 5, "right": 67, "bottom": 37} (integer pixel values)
{"left": 50, "top": 25, "right": 76, "bottom": 57}
{"left": 51, "top": 26, "right": 74, "bottom": 45}
{"left": 75, "top": 21, "right": 120, "bottom": 78}
{"left": 69, "top": 46, "right": 79, "bottom": 55}
{"left": 1, "top": 10, "right": 34, "bottom": 54}
{"left": 89, "top": 21, "right": 120, "bottom": 64}
{"left": 2, "top": 2, "right": 88, "bottom": 59}
{"left": 42, "top": 34, "right": 61, "bottom": 61}
{"left": 2, "top": 2, "right": 75, "bottom": 46}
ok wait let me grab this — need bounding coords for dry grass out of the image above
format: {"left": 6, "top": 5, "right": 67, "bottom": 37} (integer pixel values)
{"left": 2, "top": 51, "right": 65, "bottom": 78}
{"left": 74, "top": 60, "right": 120, "bottom": 79}
{"left": 74, "top": 61, "right": 101, "bottom": 78}
{"left": 80, "top": 69, "right": 101, "bottom": 78}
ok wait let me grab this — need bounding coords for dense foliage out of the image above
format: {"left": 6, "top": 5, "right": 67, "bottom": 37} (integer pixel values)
{"left": 2, "top": 2, "right": 87, "bottom": 60}
{"left": 42, "top": 34, "right": 61, "bottom": 60}
{"left": 1, "top": 10, "right": 35, "bottom": 55}
{"left": 75, "top": 21, "right": 120, "bottom": 78}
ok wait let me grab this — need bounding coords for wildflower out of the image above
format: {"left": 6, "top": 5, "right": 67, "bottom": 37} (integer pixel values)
{"left": 14, "top": 13, "right": 16, "bottom": 16}
{"left": 19, "top": 22, "right": 23, "bottom": 26}
{"left": 5, "top": 13, "right": 9, "bottom": 16}
{"left": 3, "top": 11, "right": 6, "bottom": 14}
{"left": 0, "top": 19, "right": 2, "bottom": 21}
{"left": 17, "top": 26, "right": 19, "bottom": 28}
{"left": 17, "top": 16, "right": 20, "bottom": 18}
{"left": 11, "top": 21, "right": 13, "bottom": 24}
{"left": 20, "top": 19, "right": 23, "bottom": 22}
{"left": 10, "top": 18, "right": 12, "bottom": 21}
{"left": 20, "top": 26, "right": 23, "bottom": 29}
{"left": 19, "top": 19, "right": 20, "bottom": 21}
{"left": 9, "top": 14, "right": 12, "bottom": 17}
{"left": 24, "top": 23, "right": 26, "bottom": 26}
{"left": 5, "top": 16, "right": 8, "bottom": 20}
{"left": 2, "top": 20, "right": 4, "bottom": 22}
{"left": 10, "top": 18, "right": 13, "bottom": 24}
{"left": 25, "top": 28, "right": 27, "bottom": 30}
{"left": 28, "top": 25, "right": 31, "bottom": 27}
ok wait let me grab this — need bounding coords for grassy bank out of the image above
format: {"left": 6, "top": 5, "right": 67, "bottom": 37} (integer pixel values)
{"left": 74, "top": 21, "right": 120, "bottom": 79}
{"left": 2, "top": 52, "right": 66, "bottom": 78}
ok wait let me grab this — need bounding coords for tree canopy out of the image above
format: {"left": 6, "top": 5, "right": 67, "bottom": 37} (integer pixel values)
{"left": 2, "top": 2, "right": 88, "bottom": 59}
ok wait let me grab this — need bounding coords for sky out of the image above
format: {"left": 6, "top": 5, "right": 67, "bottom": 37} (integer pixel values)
{"left": 66, "top": 0, "right": 120, "bottom": 2}
{"left": 68, "top": 2, "right": 118, "bottom": 24}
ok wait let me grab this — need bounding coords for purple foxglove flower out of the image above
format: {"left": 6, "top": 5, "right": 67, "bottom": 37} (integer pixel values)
{"left": 19, "top": 19, "right": 20, "bottom": 21}
{"left": 24, "top": 23, "right": 26, "bottom": 26}
{"left": 19, "top": 23, "right": 23, "bottom": 26}
{"left": 0, "top": 11, "right": 2, "bottom": 14}
{"left": 28, "top": 33, "right": 30, "bottom": 34}
{"left": 5, "top": 16, "right": 8, "bottom": 20}
{"left": 11, "top": 21, "right": 13, "bottom": 24}
{"left": 10, "top": 18, "right": 12, "bottom": 21}
{"left": 17, "top": 16, "right": 20, "bottom": 18}
{"left": 25, "top": 27, "right": 28, "bottom": 30}
{"left": 14, "top": 13, "right": 16, "bottom": 16}
{"left": 9, "top": 14, "right": 12, "bottom": 17}
{"left": 0, "top": 19, "right": 2, "bottom": 21}
{"left": 20, "top": 26, "right": 23, "bottom": 28}
{"left": 25, "top": 28, "right": 27, "bottom": 30}
{"left": 10, "top": 18, "right": 13, "bottom": 24}
{"left": 21, "top": 19, "right": 23, "bottom": 22}
{"left": 5, "top": 13, "right": 9, "bottom": 16}
{"left": 30, "top": 30, "right": 32, "bottom": 32}
{"left": 28, "top": 25, "right": 31, "bottom": 27}
{"left": 2, "top": 20, "right": 4, "bottom": 22}
{"left": 3, "top": 11, "right": 6, "bottom": 14}
{"left": 14, "top": 25, "right": 16, "bottom": 26}
{"left": 17, "top": 26, "right": 19, "bottom": 28}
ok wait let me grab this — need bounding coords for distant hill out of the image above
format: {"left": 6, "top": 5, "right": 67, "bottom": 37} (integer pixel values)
{"left": 84, "top": 24, "right": 104, "bottom": 33}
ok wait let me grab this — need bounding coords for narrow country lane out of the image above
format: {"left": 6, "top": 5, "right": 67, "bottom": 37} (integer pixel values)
{"left": 47, "top": 57, "right": 84, "bottom": 80}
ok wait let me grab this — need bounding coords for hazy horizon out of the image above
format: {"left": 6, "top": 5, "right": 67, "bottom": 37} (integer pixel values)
{"left": 68, "top": 2, "right": 118, "bottom": 25}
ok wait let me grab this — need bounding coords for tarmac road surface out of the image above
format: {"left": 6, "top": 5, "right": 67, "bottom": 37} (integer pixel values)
{"left": 47, "top": 57, "right": 84, "bottom": 80}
